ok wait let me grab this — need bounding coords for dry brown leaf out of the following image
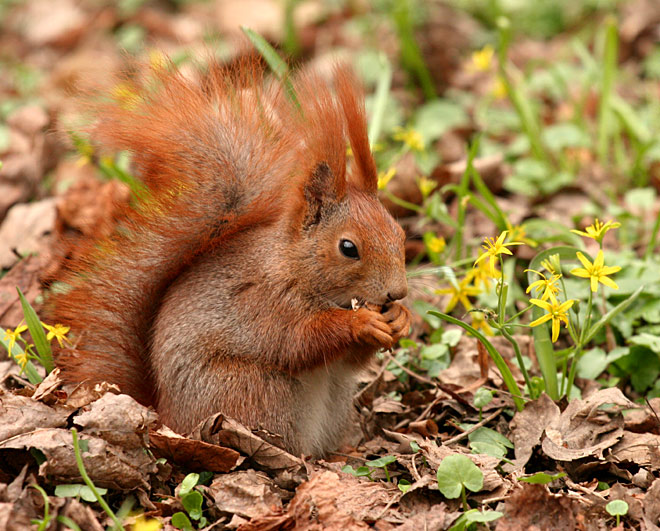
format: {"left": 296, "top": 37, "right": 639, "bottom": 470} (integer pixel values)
{"left": 508, "top": 393, "right": 561, "bottom": 470}
{"left": 150, "top": 426, "right": 241, "bottom": 473}
{"left": 247, "top": 470, "right": 396, "bottom": 530}
{"left": 495, "top": 483, "right": 577, "bottom": 531}
{"left": 608, "top": 432, "right": 660, "bottom": 469}
{"left": 209, "top": 469, "right": 285, "bottom": 520}
{"left": 193, "top": 413, "right": 304, "bottom": 473}
{"left": 0, "top": 254, "right": 43, "bottom": 328}
{"left": 73, "top": 392, "right": 157, "bottom": 449}
{"left": 542, "top": 388, "right": 633, "bottom": 461}
{"left": 0, "top": 198, "right": 56, "bottom": 269}
{"left": 0, "top": 390, "right": 71, "bottom": 441}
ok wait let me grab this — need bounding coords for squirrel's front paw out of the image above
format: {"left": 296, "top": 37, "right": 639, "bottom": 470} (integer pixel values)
{"left": 382, "top": 302, "right": 412, "bottom": 344}
{"left": 352, "top": 307, "right": 395, "bottom": 349}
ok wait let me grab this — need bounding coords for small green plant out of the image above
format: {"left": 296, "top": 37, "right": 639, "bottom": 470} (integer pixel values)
{"left": 517, "top": 472, "right": 566, "bottom": 485}
{"left": 172, "top": 473, "right": 207, "bottom": 530}
{"left": 472, "top": 387, "right": 494, "bottom": 421}
{"left": 1, "top": 287, "right": 68, "bottom": 384}
{"left": 605, "top": 499, "right": 629, "bottom": 526}
{"left": 436, "top": 454, "right": 483, "bottom": 510}
{"left": 71, "top": 428, "right": 125, "bottom": 531}
{"left": 448, "top": 508, "right": 504, "bottom": 531}
{"left": 342, "top": 455, "right": 398, "bottom": 482}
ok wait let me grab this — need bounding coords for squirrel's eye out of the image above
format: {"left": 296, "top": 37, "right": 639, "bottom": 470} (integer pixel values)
{"left": 339, "top": 239, "right": 360, "bottom": 260}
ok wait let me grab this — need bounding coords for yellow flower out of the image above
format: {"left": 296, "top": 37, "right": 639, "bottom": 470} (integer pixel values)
{"left": 525, "top": 269, "right": 562, "bottom": 301}
{"left": 393, "top": 127, "right": 424, "bottom": 152}
{"left": 41, "top": 323, "right": 71, "bottom": 348}
{"left": 346, "top": 144, "right": 353, "bottom": 157}
{"left": 14, "top": 350, "right": 29, "bottom": 370}
{"left": 436, "top": 278, "right": 481, "bottom": 313}
{"left": 133, "top": 516, "right": 163, "bottom": 531}
{"left": 427, "top": 236, "right": 446, "bottom": 254}
{"left": 570, "top": 218, "right": 621, "bottom": 245}
{"left": 541, "top": 254, "right": 561, "bottom": 275}
{"left": 506, "top": 222, "right": 537, "bottom": 247}
{"left": 529, "top": 296, "right": 575, "bottom": 343}
{"left": 3, "top": 322, "right": 27, "bottom": 354}
{"left": 570, "top": 251, "right": 621, "bottom": 293}
{"left": 473, "top": 231, "right": 524, "bottom": 277}
{"left": 465, "top": 258, "right": 501, "bottom": 292}
{"left": 417, "top": 176, "right": 436, "bottom": 198}
{"left": 377, "top": 168, "right": 396, "bottom": 190}
{"left": 492, "top": 76, "right": 507, "bottom": 99}
{"left": 471, "top": 312, "right": 493, "bottom": 336}
{"left": 471, "top": 44, "right": 494, "bottom": 72}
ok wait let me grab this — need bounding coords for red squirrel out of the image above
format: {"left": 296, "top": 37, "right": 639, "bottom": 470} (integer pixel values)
{"left": 49, "top": 58, "right": 411, "bottom": 457}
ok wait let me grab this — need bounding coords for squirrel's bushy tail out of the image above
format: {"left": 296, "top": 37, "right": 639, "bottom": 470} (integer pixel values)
{"left": 49, "top": 58, "right": 373, "bottom": 405}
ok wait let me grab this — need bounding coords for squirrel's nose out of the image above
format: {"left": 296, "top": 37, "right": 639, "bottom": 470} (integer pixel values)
{"left": 387, "top": 283, "right": 408, "bottom": 302}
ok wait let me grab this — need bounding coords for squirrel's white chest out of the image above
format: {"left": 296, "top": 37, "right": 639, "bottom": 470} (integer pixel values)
{"left": 295, "top": 361, "right": 358, "bottom": 455}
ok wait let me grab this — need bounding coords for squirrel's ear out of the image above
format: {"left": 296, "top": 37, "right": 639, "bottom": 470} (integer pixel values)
{"left": 303, "top": 162, "right": 344, "bottom": 228}
{"left": 334, "top": 66, "right": 378, "bottom": 194}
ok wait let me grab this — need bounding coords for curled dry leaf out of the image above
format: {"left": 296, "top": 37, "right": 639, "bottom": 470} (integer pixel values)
{"left": 0, "top": 390, "right": 71, "bottom": 441}
{"left": 149, "top": 425, "right": 241, "bottom": 473}
{"left": 73, "top": 392, "right": 157, "bottom": 449}
{"left": 508, "top": 393, "right": 561, "bottom": 471}
{"left": 541, "top": 388, "right": 633, "bottom": 462}
{"left": 192, "top": 413, "right": 304, "bottom": 473}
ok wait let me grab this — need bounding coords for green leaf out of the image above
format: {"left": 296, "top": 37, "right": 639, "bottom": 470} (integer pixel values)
{"left": 420, "top": 343, "right": 449, "bottom": 361}
{"left": 54, "top": 484, "right": 108, "bottom": 503}
{"left": 469, "top": 441, "right": 507, "bottom": 459}
{"left": 518, "top": 472, "right": 566, "bottom": 485}
{"left": 17, "top": 287, "right": 53, "bottom": 373}
{"left": 605, "top": 500, "right": 629, "bottom": 516}
{"left": 179, "top": 473, "right": 199, "bottom": 496}
{"left": 473, "top": 387, "right": 494, "bottom": 409}
{"left": 468, "top": 427, "right": 513, "bottom": 449}
{"left": 171, "top": 511, "right": 194, "bottom": 531}
{"left": 413, "top": 100, "right": 468, "bottom": 145}
{"left": 397, "top": 479, "right": 412, "bottom": 493}
{"left": 465, "top": 510, "right": 504, "bottom": 523}
{"left": 181, "top": 491, "right": 203, "bottom": 521}
{"left": 366, "top": 455, "right": 396, "bottom": 468}
{"left": 436, "top": 454, "right": 483, "bottom": 498}
{"left": 577, "top": 347, "right": 628, "bottom": 380}
{"left": 341, "top": 465, "right": 372, "bottom": 478}
{"left": 442, "top": 329, "right": 462, "bottom": 347}
{"left": 542, "top": 123, "right": 590, "bottom": 152}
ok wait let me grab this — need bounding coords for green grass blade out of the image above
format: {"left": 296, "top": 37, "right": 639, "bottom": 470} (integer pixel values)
{"left": 526, "top": 246, "right": 582, "bottom": 400}
{"left": 596, "top": 17, "right": 618, "bottom": 165}
{"left": 451, "top": 140, "right": 479, "bottom": 261}
{"left": 241, "top": 26, "right": 299, "bottom": 108}
{"left": 470, "top": 166, "right": 508, "bottom": 230}
{"left": 17, "top": 287, "right": 53, "bottom": 373}
{"left": 368, "top": 53, "right": 392, "bottom": 148}
{"left": 428, "top": 311, "right": 525, "bottom": 411}
{"left": 583, "top": 286, "right": 643, "bottom": 345}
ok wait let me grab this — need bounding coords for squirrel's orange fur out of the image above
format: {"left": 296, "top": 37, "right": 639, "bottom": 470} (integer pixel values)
{"left": 49, "top": 58, "right": 411, "bottom": 456}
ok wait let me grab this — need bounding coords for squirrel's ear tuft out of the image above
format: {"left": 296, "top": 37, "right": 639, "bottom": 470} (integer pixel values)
{"left": 303, "top": 162, "right": 342, "bottom": 228}
{"left": 334, "top": 66, "right": 378, "bottom": 194}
